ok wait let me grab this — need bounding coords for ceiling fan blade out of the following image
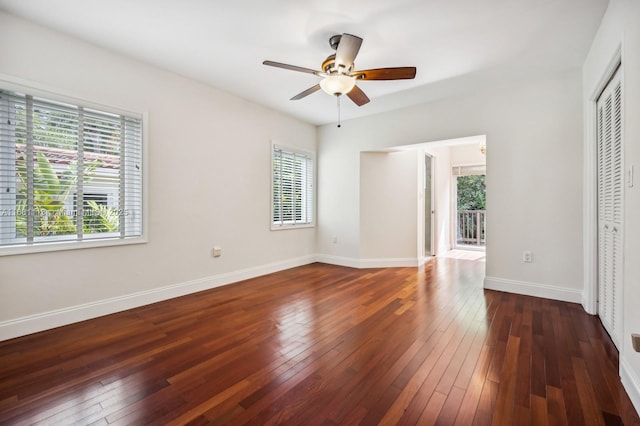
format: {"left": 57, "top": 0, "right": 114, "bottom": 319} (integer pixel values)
{"left": 335, "top": 34, "right": 363, "bottom": 69}
{"left": 263, "top": 60, "right": 324, "bottom": 76}
{"left": 291, "top": 84, "right": 321, "bottom": 100}
{"left": 352, "top": 67, "right": 417, "bottom": 80}
{"left": 346, "top": 85, "right": 370, "bottom": 106}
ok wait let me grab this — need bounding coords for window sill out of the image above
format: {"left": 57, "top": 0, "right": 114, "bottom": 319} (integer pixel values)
{"left": 0, "top": 236, "right": 147, "bottom": 257}
{"left": 271, "top": 223, "right": 315, "bottom": 231}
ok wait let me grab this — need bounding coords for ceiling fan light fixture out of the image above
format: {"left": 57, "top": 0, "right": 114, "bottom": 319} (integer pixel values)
{"left": 320, "top": 74, "right": 356, "bottom": 96}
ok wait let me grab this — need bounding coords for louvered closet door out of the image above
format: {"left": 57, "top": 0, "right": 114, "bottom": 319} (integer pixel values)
{"left": 597, "top": 68, "right": 623, "bottom": 349}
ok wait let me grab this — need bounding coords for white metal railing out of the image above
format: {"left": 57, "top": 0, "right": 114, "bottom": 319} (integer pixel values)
{"left": 457, "top": 210, "right": 486, "bottom": 247}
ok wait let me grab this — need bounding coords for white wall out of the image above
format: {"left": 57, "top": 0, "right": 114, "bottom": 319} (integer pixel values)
{"left": 582, "top": 0, "right": 640, "bottom": 411}
{"left": 360, "top": 151, "right": 419, "bottom": 263}
{"left": 317, "top": 70, "right": 584, "bottom": 303}
{"left": 450, "top": 143, "right": 486, "bottom": 166}
{"left": 0, "top": 12, "right": 317, "bottom": 339}
{"left": 357, "top": 143, "right": 465, "bottom": 262}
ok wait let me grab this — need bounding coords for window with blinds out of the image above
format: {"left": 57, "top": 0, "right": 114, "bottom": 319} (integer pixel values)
{"left": 272, "top": 145, "right": 314, "bottom": 228}
{"left": 0, "top": 88, "right": 143, "bottom": 252}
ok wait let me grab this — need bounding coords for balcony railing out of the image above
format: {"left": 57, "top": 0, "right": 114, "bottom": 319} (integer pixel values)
{"left": 457, "top": 210, "right": 486, "bottom": 247}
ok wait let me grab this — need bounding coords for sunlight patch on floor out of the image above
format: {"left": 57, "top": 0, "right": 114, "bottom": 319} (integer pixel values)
{"left": 440, "top": 249, "right": 486, "bottom": 262}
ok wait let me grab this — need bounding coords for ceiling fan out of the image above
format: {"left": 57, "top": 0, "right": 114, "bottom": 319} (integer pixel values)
{"left": 263, "top": 33, "right": 417, "bottom": 108}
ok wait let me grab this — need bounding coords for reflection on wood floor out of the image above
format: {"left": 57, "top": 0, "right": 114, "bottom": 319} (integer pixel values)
{"left": 440, "top": 249, "right": 486, "bottom": 262}
{"left": 0, "top": 258, "right": 636, "bottom": 424}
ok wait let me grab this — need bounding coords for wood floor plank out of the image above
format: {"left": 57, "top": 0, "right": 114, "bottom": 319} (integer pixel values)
{"left": 453, "top": 345, "right": 494, "bottom": 426}
{"left": 547, "top": 385, "right": 569, "bottom": 426}
{"left": 531, "top": 394, "right": 550, "bottom": 426}
{"left": 491, "top": 335, "right": 520, "bottom": 425}
{"left": 0, "top": 259, "right": 637, "bottom": 425}
{"left": 473, "top": 378, "right": 499, "bottom": 426}
{"left": 434, "top": 385, "right": 466, "bottom": 425}
{"left": 572, "top": 357, "right": 606, "bottom": 426}
{"left": 380, "top": 300, "right": 483, "bottom": 424}
{"left": 554, "top": 312, "right": 586, "bottom": 425}
{"left": 415, "top": 391, "right": 447, "bottom": 425}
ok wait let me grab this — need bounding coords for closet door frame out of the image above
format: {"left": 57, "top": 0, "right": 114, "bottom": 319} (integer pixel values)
{"left": 596, "top": 66, "right": 623, "bottom": 348}
{"left": 583, "top": 47, "right": 622, "bottom": 318}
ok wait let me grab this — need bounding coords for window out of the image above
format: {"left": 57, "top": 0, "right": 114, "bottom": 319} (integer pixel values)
{"left": 0, "top": 87, "right": 143, "bottom": 253}
{"left": 271, "top": 145, "right": 314, "bottom": 228}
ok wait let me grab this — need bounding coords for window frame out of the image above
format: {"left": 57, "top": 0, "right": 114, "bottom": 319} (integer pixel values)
{"left": 0, "top": 77, "right": 148, "bottom": 256}
{"left": 270, "top": 142, "right": 315, "bottom": 230}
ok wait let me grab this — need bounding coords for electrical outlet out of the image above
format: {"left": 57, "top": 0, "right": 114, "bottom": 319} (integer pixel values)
{"left": 212, "top": 247, "right": 222, "bottom": 258}
{"left": 632, "top": 334, "right": 640, "bottom": 352}
{"left": 523, "top": 251, "right": 532, "bottom": 263}
{"left": 332, "top": 235, "right": 338, "bottom": 244}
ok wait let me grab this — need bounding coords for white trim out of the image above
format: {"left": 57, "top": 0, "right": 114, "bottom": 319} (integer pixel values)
{"left": 314, "top": 254, "right": 362, "bottom": 268}
{"left": 270, "top": 223, "right": 315, "bottom": 231}
{"left": 621, "top": 356, "right": 640, "bottom": 415}
{"left": 484, "top": 276, "right": 582, "bottom": 304}
{"left": 359, "top": 257, "right": 421, "bottom": 268}
{"left": 0, "top": 255, "right": 315, "bottom": 341}
{"left": 315, "top": 254, "right": 420, "bottom": 268}
{"left": 0, "top": 236, "right": 147, "bottom": 257}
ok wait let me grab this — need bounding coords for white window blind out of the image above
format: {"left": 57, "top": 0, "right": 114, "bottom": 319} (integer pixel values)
{"left": 0, "top": 88, "right": 143, "bottom": 251}
{"left": 452, "top": 164, "right": 486, "bottom": 176}
{"left": 272, "top": 145, "right": 314, "bottom": 228}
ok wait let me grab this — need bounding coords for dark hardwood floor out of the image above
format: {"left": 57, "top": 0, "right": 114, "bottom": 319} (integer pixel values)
{"left": 0, "top": 258, "right": 638, "bottom": 425}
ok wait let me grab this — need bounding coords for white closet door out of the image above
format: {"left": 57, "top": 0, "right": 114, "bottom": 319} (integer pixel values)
{"left": 597, "top": 68, "right": 623, "bottom": 349}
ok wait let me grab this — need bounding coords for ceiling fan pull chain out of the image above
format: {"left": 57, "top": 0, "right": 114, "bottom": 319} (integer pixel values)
{"left": 337, "top": 94, "right": 341, "bottom": 128}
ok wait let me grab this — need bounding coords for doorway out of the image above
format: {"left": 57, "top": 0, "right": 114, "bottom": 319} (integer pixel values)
{"left": 453, "top": 165, "right": 486, "bottom": 250}
{"left": 421, "top": 137, "right": 487, "bottom": 258}
{"left": 424, "top": 154, "right": 434, "bottom": 256}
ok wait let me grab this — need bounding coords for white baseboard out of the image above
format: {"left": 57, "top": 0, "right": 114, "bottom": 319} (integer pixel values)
{"left": 483, "top": 276, "right": 582, "bottom": 304}
{"left": 621, "top": 356, "right": 640, "bottom": 415}
{"left": 0, "top": 255, "right": 316, "bottom": 342}
{"left": 315, "top": 254, "right": 421, "bottom": 268}
{"left": 358, "top": 257, "right": 421, "bottom": 268}
{"left": 3, "top": 259, "right": 584, "bottom": 342}
{"left": 314, "top": 254, "right": 362, "bottom": 268}
{"left": 582, "top": 292, "right": 597, "bottom": 315}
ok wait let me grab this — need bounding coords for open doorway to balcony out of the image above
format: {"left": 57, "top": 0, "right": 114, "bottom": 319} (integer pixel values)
{"left": 454, "top": 165, "right": 486, "bottom": 250}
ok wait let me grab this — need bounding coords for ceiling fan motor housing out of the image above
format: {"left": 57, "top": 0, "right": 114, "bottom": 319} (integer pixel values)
{"left": 329, "top": 34, "right": 342, "bottom": 51}
{"left": 322, "top": 54, "right": 353, "bottom": 75}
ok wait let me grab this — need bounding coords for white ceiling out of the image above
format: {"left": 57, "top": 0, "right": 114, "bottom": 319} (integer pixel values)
{"left": 0, "top": 0, "right": 609, "bottom": 125}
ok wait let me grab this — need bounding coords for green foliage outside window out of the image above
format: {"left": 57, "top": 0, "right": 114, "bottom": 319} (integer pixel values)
{"left": 457, "top": 175, "right": 486, "bottom": 211}
{"left": 15, "top": 152, "right": 118, "bottom": 237}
